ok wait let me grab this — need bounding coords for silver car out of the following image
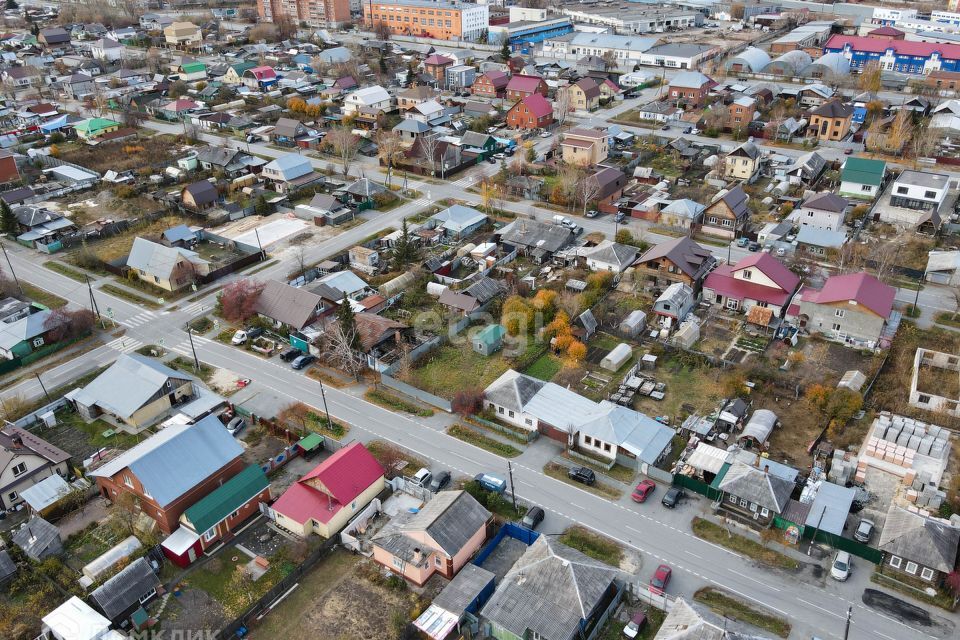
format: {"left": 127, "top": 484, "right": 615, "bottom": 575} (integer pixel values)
{"left": 854, "top": 518, "right": 875, "bottom": 543}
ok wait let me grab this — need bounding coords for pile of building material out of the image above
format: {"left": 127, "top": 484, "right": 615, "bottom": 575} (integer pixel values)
{"left": 828, "top": 450, "right": 857, "bottom": 485}
{"left": 870, "top": 413, "right": 949, "bottom": 459}
{"left": 903, "top": 469, "right": 948, "bottom": 511}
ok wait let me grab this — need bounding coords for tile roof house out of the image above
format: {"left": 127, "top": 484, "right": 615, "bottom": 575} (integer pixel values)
{"left": 0, "top": 426, "right": 71, "bottom": 510}
{"left": 242, "top": 65, "right": 277, "bottom": 89}
{"left": 807, "top": 99, "right": 854, "bottom": 141}
{"left": 795, "top": 272, "right": 897, "bottom": 348}
{"left": 703, "top": 253, "right": 800, "bottom": 318}
{"left": 560, "top": 128, "right": 608, "bottom": 166}
{"left": 700, "top": 185, "right": 750, "bottom": 239}
{"left": 88, "top": 414, "right": 245, "bottom": 534}
{"left": 633, "top": 236, "right": 716, "bottom": 293}
{"left": 481, "top": 535, "right": 621, "bottom": 640}
{"left": 90, "top": 557, "right": 161, "bottom": 624}
{"left": 723, "top": 140, "right": 762, "bottom": 182}
{"left": 668, "top": 71, "right": 717, "bottom": 107}
{"left": 70, "top": 353, "right": 197, "bottom": 432}
{"left": 472, "top": 70, "right": 509, "bottom": 98}
{"left": 39, "top": 27, "right": 70, "bottom": 47}
{"left": 374, "top": 490, "right": 491, "bottom": 585}
{"left": 271, "top": 117, "right": 308, "bottom": 144}
{"left": 878, "top": 506, "right": 960, "bottom": 583}
{"left": 717, "top": 460, "right": 795, "bottom": 527}
{"left": 570, "top": 77, "right": 601, "bottom": 111}
{"left": 272, "top": 442, "right": 385, "bottom": 538}
{"left": 125, "top": 237, "right": 210, "bottom": 292}
{"left": 253, "top": 279, "right": 327, "bottom": 330}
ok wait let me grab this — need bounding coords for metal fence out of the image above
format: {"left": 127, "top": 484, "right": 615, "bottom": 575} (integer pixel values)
{"left": 804, "top": 528, "right": 884, "bottom": 564}
{"left": 380, "top": 374, "right": 452, "bottom": 412}
{"left": 673, "top": 474, "right": 723, "bottom": 502}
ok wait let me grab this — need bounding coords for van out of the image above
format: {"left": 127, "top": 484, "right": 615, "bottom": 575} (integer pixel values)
{"left": 411, "top": 468, "right": 433, "bottom": 488}
{"left": 474, "top": 473, "right": 507, "bottom": 494}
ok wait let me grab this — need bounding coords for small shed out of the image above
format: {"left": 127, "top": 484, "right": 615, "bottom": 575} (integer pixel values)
{"left": 91, "top": 557, "right": 161, "bottom": 625}
{"left": 619, "top": 309, "right": 646, "bottom": 337}
{"left": 739, "top": 409, "right": 778, "bottom": 447}
{"left": 20, "top": 474, "right": 74, "bottom": 516}
{"left": 0, "top": 550, "right": 16, "bottom": 585}
{"left": 670, "top": 320, "right": 700, "bottom": 349}
{"left": 41, "top": 597, "right": 112, "bottom": 640}
{"left": 12, "top": 516, "right": 63, "bottom": 561}
{"left": 600, "top": 343, "right": 632, "bottom": 372}
{"left": 837, "top": 370, "right": 866, "bottom": 392}
{"left": 473, "top": 324, "right": 506, "bottom": 356}
{"left": 82, "top": 535, "right": 142, "bottom": 583}
{"left": 379, "top": 271, "right": 417, "bottom": 297}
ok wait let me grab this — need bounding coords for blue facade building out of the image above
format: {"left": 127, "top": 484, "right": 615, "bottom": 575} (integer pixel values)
{"left": 824, "top": 34, "right": 960, "bottom": 75}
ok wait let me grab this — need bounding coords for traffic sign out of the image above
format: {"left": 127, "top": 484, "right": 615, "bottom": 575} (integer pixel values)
{"left": 159, "top": 338, "right": 165, "bottom": 346}
{"left": 107, "top": 308, "right": 114, "bottom": 318}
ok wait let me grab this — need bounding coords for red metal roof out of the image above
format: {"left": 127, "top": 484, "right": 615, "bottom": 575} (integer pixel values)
{"left": 704, "top": 265, "right": 794, "bottom": 306}
{"left": 731, "top": 253, "right": 799, "bottom": 293}
{"left": 825, "top": 34, "right": 960, "bottom": 59}
{"left": 423, "top": 54, "right": 453, "bottom": 66}
{"left": 521, "top": 93, "right": 553, "bottom": 118}
{"left": 802, "top": 272, "right": 894, "bottom": 319}
{"left": 506, "top": 74, "right": 544, "bottom": 93}
{"left": 480, "top": 70, "right": 509, "bottom": 88}
{"left": 868, "top": 26, "right": 904, "bottom": 37}
{"left": 249, "top": 65, "right": 277, "bottom": 80}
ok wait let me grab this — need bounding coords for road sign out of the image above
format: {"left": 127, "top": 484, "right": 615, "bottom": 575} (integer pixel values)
{"left": 158, "top": 298, "right": 166, "bottom": 305}
{"left": 158, "top": 338, "right": 165, "bottom": 346}
{"left": 107, "top": 308, "right": 114, "bottom": 318}
{"left": 213, "top": 320, "right": 220, "bottom": 330}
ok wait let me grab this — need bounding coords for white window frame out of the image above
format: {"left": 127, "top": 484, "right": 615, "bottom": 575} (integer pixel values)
{"left": 138, "top": 587, "right": 157, "bottom": 604}
{"left": 435, "top": 555, "right": 443, "bottom": 568}
{"left": 905, "top": 561, "right": 918, "bottom": 575}
{"left": 835, "top": 309, "right": 845, "bottom": 318}
{"left": 203, "top": 528, "right": 216, "bottom": 542}
{"left": 889, "top": 555, "right": 902, "bottom": 569}
{"left": 392, "top": 556, "right": 404, "bottom": 569}
{"left": 760, "top": 507, "right": 770, "bottom": 517}
{"left": 11, "top": 462, "right": 26, "bottom": 476}
{"left": 124, "top": 475, "right": 134, "bottom": 488}
{"left": 920, "top": 567, "right": 935, "bottom": 581}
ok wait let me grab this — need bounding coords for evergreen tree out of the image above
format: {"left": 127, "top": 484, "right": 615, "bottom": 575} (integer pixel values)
{"left": 501, "top": 39, "right": 511, "bottom": 61}
{"left": 0, "top": 200, "right": 16, "bottom": 234}
{"left": 336, "top": 295, "right": 360, "bottom": 350}
{"left": 392, "top": 217, "right": 419, "bottom": 270}
{"left": 379, "top": 53, "right": 388, "bottom": 75}
{"left": 6, "top": 0, "right": 19, "bottom": 9}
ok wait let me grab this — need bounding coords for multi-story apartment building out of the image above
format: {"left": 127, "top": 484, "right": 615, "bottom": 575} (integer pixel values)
{"left": 258, "top": 0, "right": 351, "bottom": 28}
{"left": 363, "top": 0, "right": 490, "bottom": 41}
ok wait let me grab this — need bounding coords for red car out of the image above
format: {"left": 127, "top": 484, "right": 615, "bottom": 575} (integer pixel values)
{"left": 631, "top": 480, "right": 656, "bottom": 503}
{"left": 649, "top": 564, "right": 672, "bottom": 594}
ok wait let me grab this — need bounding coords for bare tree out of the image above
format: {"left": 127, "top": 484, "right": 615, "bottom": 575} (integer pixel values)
{"left": 576, "top": 173, "right": 601, "bottom": 217}
{"left": 326, "top": 126, "right": 359, "bottom": 176}
{"left": 418, "top": 132, "right": 442, "bottom": 177}
{"left": 554, "top": 87, "right": 572, "bottom": 129}
{"left": 376, "top": 130, "right": 405, "bottom": 188}
{"left": 322, "top": 320, "right": 366, "bottom": 380}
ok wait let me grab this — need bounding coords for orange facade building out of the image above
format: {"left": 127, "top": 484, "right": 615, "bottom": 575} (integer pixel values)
{"left": 363, "top": 0, "right": 489, "bottom": 41}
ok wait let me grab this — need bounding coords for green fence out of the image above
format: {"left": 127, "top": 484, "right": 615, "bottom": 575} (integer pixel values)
{"left": 805, "top": 528, "right": 884, "bottom": 564}
{"left": 673, "top": 474, "right": 723, "bottom": 502}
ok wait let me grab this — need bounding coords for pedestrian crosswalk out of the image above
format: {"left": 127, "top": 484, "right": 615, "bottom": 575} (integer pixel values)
{"left": 168, "top": 334, "right": 214, "bottom": 358}
{"left": 180, "top": 301, "right": 209, "bottom": 316}
{"left": 105, "top": 336, "right": 144, "bottom": 354}
{"left": 452, "top": 175, "right": 476, "bottom": 188}
{"left": 119, "top": 310, "right": 158, "bottom": 328}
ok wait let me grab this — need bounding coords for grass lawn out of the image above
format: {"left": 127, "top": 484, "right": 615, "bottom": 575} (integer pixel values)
{"left": 188, "top": 317, "right": 214, "bottom": 333}
{"left": 21, "top": 282, "right": 67, "bottom": 309}
{"left": 524, "top": 353, "right": 562, "bottom": 381}
{"left": 691, "top": 518, "right": 799, "bottom": 570}
{"left": 461, "top": 479, "right": 522, "bottom": 520}
{"left": 168, "top": 356, "right": 215, "bottom": 384}
{"left": 935, "top": 312, "right": 960, "bottom": 329}
{"left": 53, "top": 408, "right": 145, "bottom": 451}
{"left": 560, "top": 451, "right": 636, "bottom": 484}
{"left": 44, "top": 261, "right": 88, "bottom": 282}
{"left": 544, "top": 462, "right": 623, "bottom": 500}
{"left": 98, "top": 283, "right": 162, "bottom": 309}
{"left": 871, "top": 567, "right": 957, "bottom": 610}
{"left": 366, "top": 440, "right": 427, "bottom": 475}
{"left": 596, "top": 606, "right": 665, "bottom": 640}
{"left": 406, "top": 343, "right": 512, "bottom": 399}
{"left": 558, "top": 525, "right": 623, "bottom": 567}
{"left": 448, "top": 424, "right": 522, "bottom": 458}
{"left": 694, "top": 587, "right": 791, "bottom": 638}
{"left": 365, "top": 388, "right": 435, "bottom": 417}
{"left": 184, "top": 553, "right": 288, "bottom": 618}
{"left": 634, "top": 358, "right": 723, "bottom": 421}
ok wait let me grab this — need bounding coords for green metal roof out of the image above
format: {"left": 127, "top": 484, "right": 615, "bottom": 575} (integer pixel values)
{"left": 475, "top": 324, "right": 506, "bottom": 344}
{"left": 181, "top": 62, "right": 206, "bottom": 73}
{"left": 74, "top": 117, "right": 119, "bottom": 134}
{"left": 841, "top": 157, "right": 886, "bottom": 187}
{"left": 183, "top": 464, "right": 268, "bottom": 534}
{"left": 230, "top": 61, "right": 256, "bottom": 74}
{"left": 709, "top": 462, "right": 731, "bottom": 490}
{"left": 297, "top": 432, "right": 324, "bottom": 452}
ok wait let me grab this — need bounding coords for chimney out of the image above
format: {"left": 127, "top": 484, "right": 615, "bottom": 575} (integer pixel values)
{"left": 764, "top": 465, "right": 770, "bottom": 474}
{"left": 412, "top": 547, "right": 423, "bottom": 565}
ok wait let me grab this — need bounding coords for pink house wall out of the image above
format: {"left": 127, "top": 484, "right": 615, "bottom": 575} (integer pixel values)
{"left": 373, "top": 520, "right": 489, "bottom": 585}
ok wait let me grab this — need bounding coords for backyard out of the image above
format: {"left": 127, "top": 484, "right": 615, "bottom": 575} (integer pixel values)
{"left": 403, "top": 342, "right": 513, "bottom": 399}
{"left": 57, "top": 134, "right": 184, "bottom": 175}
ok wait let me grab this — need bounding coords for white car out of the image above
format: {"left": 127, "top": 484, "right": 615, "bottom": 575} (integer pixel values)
{"left": 831, "top": 551, "right": 851, "bottom": 581}
{"left": 539, "top": 131, "right": 552, "bottom": 138}
{"left": 230, "top": 330, "right": 248, "bottom": 345}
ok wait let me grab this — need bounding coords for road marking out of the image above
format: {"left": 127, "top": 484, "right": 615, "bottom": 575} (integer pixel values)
{"left": 710, "top": 581, "right": 790, "bottom": 617}
{"left": 796, "top": 597, "right": 843, "bottom": 619}
{"left": 874, "top": 633, "right": 898, "bottom": 640}
{"left": 728, "top": 568, "right": 781, "bottom": 591}
{"left": 684, "top": 551, "right": 702, "bottom": 560}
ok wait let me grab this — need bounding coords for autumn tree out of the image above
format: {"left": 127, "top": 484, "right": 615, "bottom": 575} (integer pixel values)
{"left": 858, "top": 61, "right": 882, "bottom": 94}
{"left": 376, "top": 130, "right": 405, "bottom": 187}
{"left": 452, "top": 388, "right": 485, "bottom": 416}
{"left": 43, "top": 309, "right": 95, "bottom": 343}
{"left": 502, "top": 296, "right": 535, "bottom": 335}
{"left": 218, "top": 279, "right": 265, "bottom": 324}
{"left": 554, "top": 86, "right": 572, "bottom": 129}
{"left": 277, "top": 401, "right": 312, "bottom": 435}
{"left": 566, "top": 340, "right": 587, "bottom": 364}
{"left": 326, "top": 126, "right": 359, "bottom": 175}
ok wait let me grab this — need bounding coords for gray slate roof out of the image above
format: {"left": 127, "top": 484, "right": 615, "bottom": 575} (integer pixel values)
{"left": 0, "top": 550, "right": 15, "bottom": 582}
{"left": 126, "top": 237, "right": 208, "bottom": 280}
{"left": 433, "top": 563, "right": 496, "bottom": 614}
{"left": 718, "top": 461, "right": 793, "bottom": 514}
{"left": 374, "top": 490, "right": 490, "bottom": 561}
{"left": 636, "top": 236, "right": 715, "bottom": 280}
{"left": 183, "top": 180, "right": 218, "bottom": 206}
{"left": 877, "top": 506, "right": 960, "bottom": 573}
{"left": 12, "top": 516, "right": 61, "bottom": 559}
{"left": 89, "top": 413, "right": 243, "bottom": 507}
{"left": 481, "top": 535, "right": 619, "bottom": 640}
{"left": 91, "top": 557, "right": 160, "bottom": 620}
{"left": 582, "top": 241, "right": 638, "bottom": 270}
{"left": 253, "top": 279, "right": 322, "bottom": 329}
{"left": 500, "top": 218, "right": 572, "bottom": 254}
{"left": 72, "top": 353, "right": 193, "bottom": 421}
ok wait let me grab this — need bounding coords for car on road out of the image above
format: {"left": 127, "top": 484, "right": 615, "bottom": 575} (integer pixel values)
{"left": 748, "top": 241, "right": 761, "bottom": 252}
{"left": 615, "top": 212, "right": 625, "bottom": 223}
{"left": 661, "top": 125, "right": 671, "bottom": 130}
{"left": 474, "top": 473, "right": 507, "bottom": 494}
{"left": 428, "top": 470, "right": 451, "bottom": 492}
{"left": 831, "top": 551, "right": 852, "bottom": 581}
{"left": 736, "top": 237, "right": 749, "bottom": 247}
{"left": 411, "top": 467, "right": 433, "bottom": 488}
{"left": 623, "top": 612, "right": 647, "bottom": 638}
{"left": 279, "top": 348, "right": 302, "bottom": 362}
{"left": 226, "top": 416, "right": 245, "bottom": 435}
{"left": 568, "top": 466, "right": 596, "bottom": 486}
{"left": 521, "top": 506, "right": 545, "bottom": 530}
{"left": 649, "top": 564, "right": 672, "bottom": 593}
{"left": 631, "top": 480, "right": 656, "bottom": 503}
{"left": 290, "top": 354, "right": 316, "bottom": 370}
{"left": 683, "top": 127, "right": 692, "bottom": 134}
{"left": 493, "top": 152, "right": 506, "bottom": 160}
{"left": 540, "top": 131, "right": 552, "bottom": 138}
{"left": 844, "top": 148, "right": 854, "bottom": 155}
{"left": 585, "top": 209, "right": 599, "bottom": 218}
{"left": 661, "top": 487, "right": 685, "bottom": 508}
{"left": 853, "top": 518, "right": 875, "bottom": 543}
{"left": 487, "top": 157, "right": 496, "bottom": 164}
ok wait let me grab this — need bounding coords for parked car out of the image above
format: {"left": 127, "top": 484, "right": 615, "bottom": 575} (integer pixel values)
{"left": 474, "top": 473, "right": 507, "bottom": 494}
{"left": 615, "top": 212, "right": 625, "bottom": 223}
{"left": 291, "top": 354, "right": 316, "bottom": 370}
{"left": 226, "top": 416, "right": 245, "bottom": 435}
{"left": 854, "top": 519, "right": 875, "bottom": 543}
{"left": 736, "top": 237, "right": 749, "bottom": 247}
{"left": 682, "top": 127, "right": 692, "bottom": 134}
{"left": 661, "top": 487, "right": 685, "bottom": 508}
{"left": 493, "top": 152, "right": 506, "bottom": 160}
{"left": 279, "top": 348, "right": 302, "bottom": 362}
{"left": 540, "top": 131, "right": 552, "bottom": 138}
{"left": 631, "top": 480, "right": 656, "bottom": 503}
{"left": 748, "top": 241, "right": 761, "bottom": 252}
{"left": 831, "top": 551, "right": 852, "bottom": 581}
{"left": 428, "top": 470, "right": 451, "bottom": 492}
{"left": 521, "top": 506, "right": 545, "bottom": 530}
{"left": 411, "top": 467, "right": 433, "bottom": 488}
{"left": 231, "top": 330, "right": 249, "bottom": 345}
{"left": 568, "top": 466, "right": 596, "bottom": 486}
{"left": 623, "top": 612, "right": 647, "bottom": 638}
{"left": 585, "top": 209, "right": 599, "bottom": 218}
{"left": 649, "top": 564, "right": 672, "bottom": 593}
{"left": 661, "top": 124, "right": 670, "bottom": 130}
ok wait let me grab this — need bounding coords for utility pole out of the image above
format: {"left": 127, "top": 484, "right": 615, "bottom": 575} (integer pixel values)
{"left": 254, "top": 228, "right": 265, "bottom": 261}
{"left": 507, "top": 460, "right": 518, "bottom": 514}
{"left": 843, "top": 605, "right": 852, "bottom": 640}
{"left": 913, "top": 272, "right": 922, "bottom": 316}
{"left": 35, "top": 373, "right": 50, "bottom": 402}
{"left": 318, "top": 377, "right": 333, "bottom": 432}
{"left": 84, "top": 275, "right": 102, "bottom": 327}
{"left": 0, "top": 241, "right": 23, "bottom": 296}
{"left": 187, "top": 328, "right": 200, "bottom": 373}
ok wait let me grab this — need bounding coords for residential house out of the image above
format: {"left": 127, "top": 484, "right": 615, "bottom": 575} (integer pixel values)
{"left": 505, "top": 74, "right": 548, "bottom": 102}
{"left": 505, "top": 175, "right": 543, "bottom": 200}
{"left": 458, "top": 131, "right": 498, "bottom": 159}
{"left": 0, "top": 427, "right": 70, "bottom": 510}
{"left": 343, "top": 85, "right": 392, "bottom": 115}
{"left": 577, "top": 400, "right": 676, "bottom": 468}
{"left": 254, "top": 279, "right": 327, "bottom": 331}
{"left": 505, "top": 93, "right": 554, "bottom": 130}
{"left": 38, "top": 27, "right": 71, "bottom": 48}
{"left": 723, "top": 140, "right": 762, "bottom": 182}
{"left": 271, "top": 117, "right": 308, "bottom": 145}
{"left": 717, "top": 460, "right": 794, "bottom": 527}
{"left": 569, "top": 77, "right": 601, "bottom": 111}
{"left": 41, "top": 598, "right": 112, "bottom": 640}
{"left": 700, "top": 185, "right": 750, "bottom": 239}
{"left": 222, "top": 61, "right": 256, "bottom": 85}
{"left": 12, "top": 516, "right": 63, "bottom": 561}
{"left": 808, "top": 100, "right": 854, "bottom": 141}
{"left": 473, "top": 324, "right": 506, "bottom": 356}
{"left": 429, "top": 204, "right": 488, "bottom": 239}
{"left": 88, "top": 414, "right": 245, "bottom": 534}
{"left": 839, "top": 157, "right": 887, "bottom": 200}
{"left": 126, "top": 237, "right": 210, "bottom": 292}
{"left": 925, "top": 250, "right": 960, "bottom": 286}
{"left": 0, "top": 150, "right": 19, "bottom": 186}
{"left": 0, "top": 309, "right": 68, "bottom": 362}
{"left": 581, "top": 240, "right": 638, "bottom": 274}
{"left": 12, "top": 205, "right": 76, "bottom": 250}
{"left": 703, "top": 252, "right": 800, "bottom": 317}
{"left": 262, "top": 154, "right": 323, "bottom": 193}
{"left": 181, "top": 180, "right": 220, "bottom": 212}
{"left": 878, "top": 506, "right": 960, "bottom": 584}
{"left": 271, "top": 442, "right": 385, "bottom": 538}
{"left": 164, "top": 22, "right": 202, "bottom": 50}
{"left": 653, "top": 282, "right": 696, "bottom": 327}
{"left": 90, "top": 38, "right": 122, "bottom": 62}
{"left": 71, "top": 353, "right": 197, "bottom": 432}
{"left": 633, "top": 236, "right": 716, "bottom": 293}
{"left": 636, "top": 100, "right": 681, "bottom": 123}
{"left": 481, "top": 535, "right": 622, "bottom": 640}
{"left": 160, "top": 98, "right": 201, "bottom": 120}
{"left": 657, "top": 199, "right": 705, "bottom": 233}
{"left": 423, "top": 54, "right": 454, "bottom": 86}
{"left": 90, "top": 558, "right": 161, "bottom": 625}
{"left": 667, "top": 71, "right": 716, "bottom": 108}
{"left": 796, "top": 272, "right": 896, "bottom": 348}
{"left": 195, "top": 146, "right": 258, "bottom": 177}
{"left": 498, "top": 218, "right": 572, "bottom": 263}
{"left": 783, "top": 150, "right": 827, "bottom": 186}
{"left": 439, "top": 277, "right": 504, "bottom": 315}
{"left": 242, "top": 66, "right": 277, "bottom": 90}
{"left": 397, "top": 85, "right": 437, "bottom": 111}
{"left": 178, "top": 61, "right": 207, "bottom": 82}
{"left": 373, "top": 490, "right": 491, "bottom": 586}
{"left": 728, "top": 95, "right": 757, "bottom": 130}
{"left": 3, "top": 67, "right": 37, "bottom": 88}
{"left": 393, "top": 118, "right": 432, "bottom": 142}
{"left": 877, "top": 170, "right": 949, "bottom": 229}
{"left": 64, "top": 74, "right": 96, "bottom": 99}
{"left": 472, "top": 70, "right": 509, "bottom": 98}
{"left": 790, "top": 192, "right": 848, "bottom": 232}
{"left": 561, "top": 128, "right": 608, "bottom": 165}
{"left": 73, "top": 117, "right": 121, "bottom": 141}
{"left": 163, "top": 465, "right": 271, "bottom": 566}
